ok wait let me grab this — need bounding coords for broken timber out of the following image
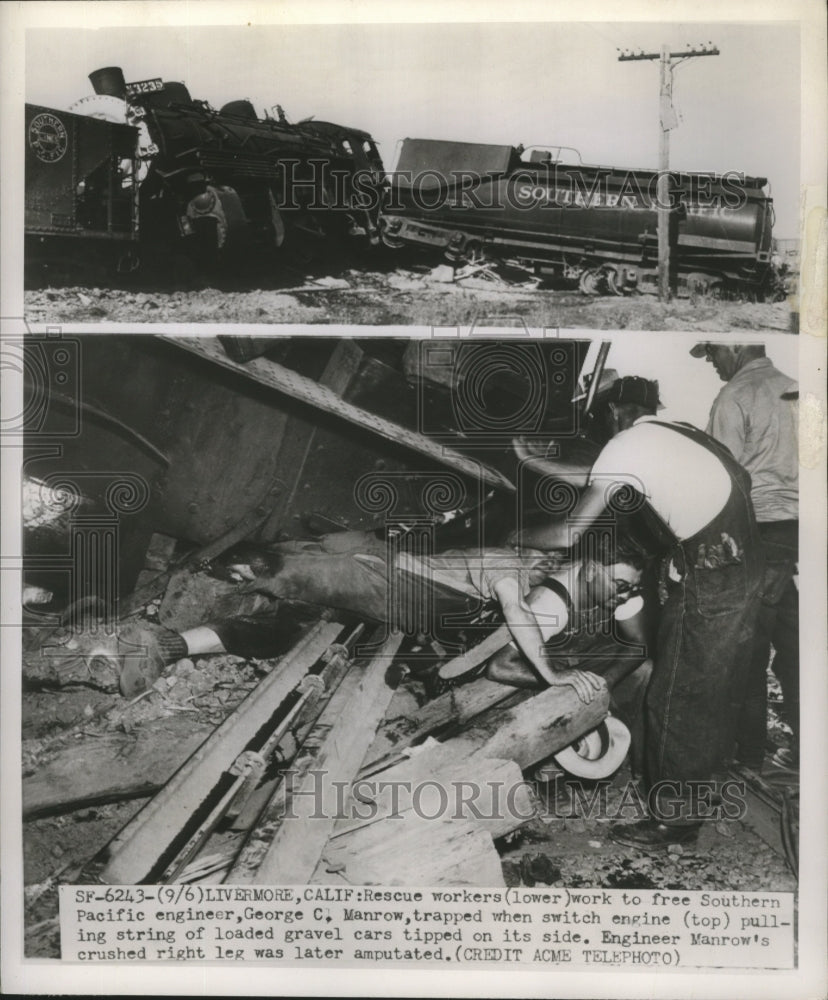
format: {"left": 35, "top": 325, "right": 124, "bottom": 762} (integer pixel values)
{"left": 23, "top": 716, "right": 212, "bottom": 820}
{"left": 332, "top": 680, "right": 608, "bottom": 844}
{"left": 231, "top": 676, "right": 607, "bottom": 886}
{"left": 321, "top": 816, "right": 509, "bottom": 887}
{"left": 251, "top": 631, "right": 405, "bottom": 885}
{"left": 159, "top": 335, "right": 515, "bottom": 493}
{"left": 90, "top": 618, "right": 344, "bottom": 884}
{"left": 361, "top": 675, "right": 528, "bottom": 775}
{"left": 306, "top": 682, "right": 608, "bottom": 886}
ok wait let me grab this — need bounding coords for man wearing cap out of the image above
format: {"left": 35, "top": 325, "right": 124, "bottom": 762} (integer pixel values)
{"left": 691, "top": 342, "right": 799, "bottom": 768}
{"left": 513, "top": 375, "right": 764, "bottom": 849}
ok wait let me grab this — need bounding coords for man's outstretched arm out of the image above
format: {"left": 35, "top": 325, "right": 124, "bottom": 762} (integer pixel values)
{"left": 491, "top": 576, "right": 602, "bottom": 703}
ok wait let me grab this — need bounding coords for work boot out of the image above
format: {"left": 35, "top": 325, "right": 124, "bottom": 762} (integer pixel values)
{"left": 22, "top": 619, "right": 187, "bottom": 697}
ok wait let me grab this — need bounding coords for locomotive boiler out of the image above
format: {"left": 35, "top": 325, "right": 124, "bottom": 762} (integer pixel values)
{"left": 379, "top": 138, "right": 776, "bottom": 295}
{"left": 25, "top": 66, "right": 385, "bottom": 281}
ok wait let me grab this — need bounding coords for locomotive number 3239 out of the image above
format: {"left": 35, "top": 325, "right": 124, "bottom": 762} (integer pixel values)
{"left": 125, "top": 78, "right": 164, "bottom": 97}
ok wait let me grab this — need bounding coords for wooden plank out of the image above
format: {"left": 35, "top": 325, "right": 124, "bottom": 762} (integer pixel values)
{"left": 260, "top": 340, "right": 364, "bottom": 540}
{"left": 23, "top": 717, "right": 212, "bottom": 820}
{"left": 159, "top": 336, "right": 515, "bottom": 493}
{"left": 329, "top": 682, "right": 606, "bottom": 852}
{"left": 357, "top": 681, "right": 610, "bottom": 818}
{"left": 94, "top": 619, "right": 344, "bottom": 884}
{"left": 252, "top": 631, "right": 404, "bottom": 884}
{"left": 477, "top": 680, "right": 609, "bottom": 767}
{"left": 225, "top": 651, "right": 368, "bottom": 883}
{"left": 318, "top": 818, "right": 505, "bottom": 888}
{"left": 328, "top": 755, "right": 535, "bottom": 847}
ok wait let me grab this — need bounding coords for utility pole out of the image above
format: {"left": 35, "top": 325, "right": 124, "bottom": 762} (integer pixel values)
{"left": 619, "top": 43, "right": 719, "bottom": 301}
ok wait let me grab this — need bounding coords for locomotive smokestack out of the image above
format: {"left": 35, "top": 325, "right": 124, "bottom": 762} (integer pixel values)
{"left": 89, "top": 67, "right": 127, "bottom": 99}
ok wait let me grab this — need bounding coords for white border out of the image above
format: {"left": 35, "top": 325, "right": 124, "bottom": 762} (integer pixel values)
{"left": 2, "top": 2, "right": 826, "bottom": 997}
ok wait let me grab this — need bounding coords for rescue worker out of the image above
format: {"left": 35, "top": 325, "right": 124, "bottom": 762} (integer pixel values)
{"left": 691, "top": 342, "right": 799, "bottom": 768}
{"left": 512, "top": 376, "right": 764, "bottom": 849}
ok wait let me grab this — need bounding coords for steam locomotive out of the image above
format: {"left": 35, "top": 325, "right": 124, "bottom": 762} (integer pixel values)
{"left": 25, "top": 69, "right": 779, "bottom": 296}
{"left": 379, "top": 138, "right": 776, "bottom": 296}
{"left": 25, "top": 67, "right": 385, "bottom": 282}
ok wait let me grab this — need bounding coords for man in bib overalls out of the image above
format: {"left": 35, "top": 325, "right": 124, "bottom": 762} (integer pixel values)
{"left": 515, "top": 376, "right": 764, "bottom": 849}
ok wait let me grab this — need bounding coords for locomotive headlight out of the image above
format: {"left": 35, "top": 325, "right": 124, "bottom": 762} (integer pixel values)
{"left": 76, "top": 180, "right": 86, "bottom": 196}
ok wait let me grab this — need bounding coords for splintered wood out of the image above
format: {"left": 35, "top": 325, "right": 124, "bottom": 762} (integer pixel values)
{"left": 229, "top": 664, "right": 608, "bottom": 887}
{"left": 74, "top": 609, "right": 611, "bottom": 888}
{"left": 94, "top": 620, "right": 344, "bottom": 884}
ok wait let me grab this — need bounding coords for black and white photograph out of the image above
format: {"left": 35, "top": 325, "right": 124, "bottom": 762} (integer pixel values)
{"left": 20, "top": 16, "right": 803, "bottom": 331}
{"left": 5, "top": 329, "right": 819, "bottom": 990}
{"left": 2, "top": 2, "right": 826, "bottom": 999}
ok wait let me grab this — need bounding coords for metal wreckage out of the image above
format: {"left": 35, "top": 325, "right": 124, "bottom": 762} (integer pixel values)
{"left": 25, "top": 67, "right": 786, "bottom": 297}
{"left": 21, "top": 336, "right": 797, "bottom": 899}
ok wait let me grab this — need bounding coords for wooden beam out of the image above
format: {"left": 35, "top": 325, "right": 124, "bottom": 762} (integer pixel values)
{"left": 353, "top": 681, "right": 609, "bottom": 819}
{"left": 475, "top": 680, "right": 609, "bottom": 767}
{"left": 328, "top": 681, "right": 607, "bottom": 856}
{"left": 319, "top": 817, "right": 506, "bottom": 887}
{"left": 93, "top": 619, "right": 344, "bottom": 884}
{"left": 159, "top": 336, "right": 515, "bottom": 493}
{"left": 329, "top": 754, "right": 536, "bottom": 845}
{"left": 23, "top": 717, "right": 213, "bottom": 820}
{"left": 260, "top": 340, "right": 364, "bottom": 540}
{"left": 361, "top": 676, "right": 527, "bottom": 774}
{"left": 251, "top": 631, "right": 404, "bottom": 884}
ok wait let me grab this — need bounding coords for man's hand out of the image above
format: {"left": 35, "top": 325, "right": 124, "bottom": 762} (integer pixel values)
{"left": 512, "top": 435, "right": 592, "bottom": 486}
{"left": 546, "top": 668, "right": 603, "bottom": 704}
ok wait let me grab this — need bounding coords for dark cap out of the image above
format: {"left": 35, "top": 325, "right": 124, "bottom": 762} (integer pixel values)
{"left": 689, "top": 342, "right": 711, "bottom": 358}
{"left": 598, "top": 376, "right": 662, "bottom": 410}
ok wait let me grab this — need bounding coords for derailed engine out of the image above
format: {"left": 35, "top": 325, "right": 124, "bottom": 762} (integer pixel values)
{"left": 25, "top": 66, "right": 386, "bottom": 279}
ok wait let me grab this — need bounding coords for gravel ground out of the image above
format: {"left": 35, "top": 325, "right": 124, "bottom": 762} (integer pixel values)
{"left": 24, "top": 266, "right": 797, "bottom": 332}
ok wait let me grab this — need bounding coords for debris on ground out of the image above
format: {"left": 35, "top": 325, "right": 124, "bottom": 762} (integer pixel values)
{"left": 24, "top": 267, "right": 796, "bottom": 331}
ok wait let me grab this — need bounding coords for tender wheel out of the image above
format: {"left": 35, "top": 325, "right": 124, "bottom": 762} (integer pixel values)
{"left": 578, "top": 268, "right": 601, "bottom": 295}
{"left": 687, "top": 272, "right": 723, "bottom": 297}
{"left": 380, "top": 232, "right": 406, "bottom": 249}
{"left": 604, "top": 266, "right": 624, "bottom": 296}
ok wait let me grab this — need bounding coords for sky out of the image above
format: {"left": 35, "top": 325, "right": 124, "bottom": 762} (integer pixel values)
{"left": 585, "top": 333, "right": 799, "bottom": 429}
{"left": 25, "top": 20, "right": 801, "bottom": 237}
